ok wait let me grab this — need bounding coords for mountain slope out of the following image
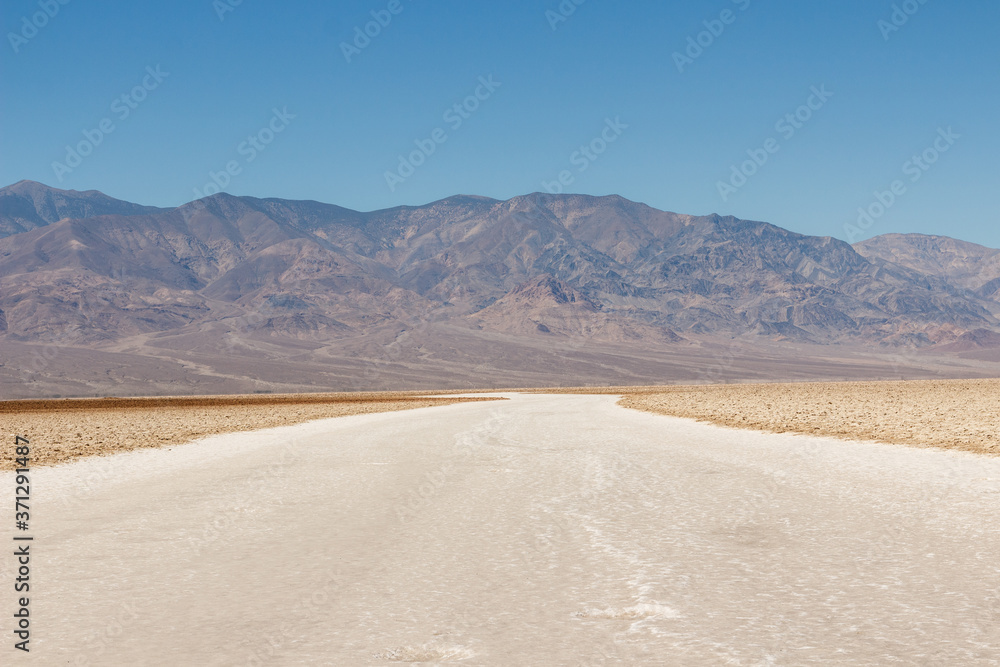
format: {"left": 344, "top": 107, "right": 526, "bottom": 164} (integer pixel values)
{"left": 2, "top": 181, "right": 1000, "bottom": 395}
{"left": 855, "top": 233, "right": 1000, "bottom": 301}
{"left": 3, "top": 182, "right": 997, "bottom": 345}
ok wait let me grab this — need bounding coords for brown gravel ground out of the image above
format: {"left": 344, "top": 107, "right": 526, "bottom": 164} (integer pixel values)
{"left": 610, "top": 379, "right": 1000, "bottom": 456}
{"left": 0, "top": 392, "right": 500, "bottom": 470}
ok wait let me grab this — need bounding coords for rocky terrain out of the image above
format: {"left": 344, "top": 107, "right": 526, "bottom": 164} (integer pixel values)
{"left": 619, "top": 378, "right": 1000, "bottom": 456}
{"left": 2, "top": 181, "right": 1000, "bottom": 396}
{"left": 855, "top": 233, "right": 1000, "bottom": 309}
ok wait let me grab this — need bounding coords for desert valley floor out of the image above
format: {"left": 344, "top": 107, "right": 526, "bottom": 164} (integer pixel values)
{"left": 2, "top": 388, "right": 999, "bottom": 665}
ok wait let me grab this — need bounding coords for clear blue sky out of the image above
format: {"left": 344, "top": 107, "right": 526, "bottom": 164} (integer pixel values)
{"left": 2, "top": 0, "right": 998, "bottom": 246}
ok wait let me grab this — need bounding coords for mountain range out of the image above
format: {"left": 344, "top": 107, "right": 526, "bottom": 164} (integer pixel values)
{"left": 2, "top": 180, "right": 1000, "bottom": 397}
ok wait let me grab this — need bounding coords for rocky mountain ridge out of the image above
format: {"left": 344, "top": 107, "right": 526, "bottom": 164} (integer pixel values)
{"left": 2, "top": 181, "right": 998, "bottom": 395}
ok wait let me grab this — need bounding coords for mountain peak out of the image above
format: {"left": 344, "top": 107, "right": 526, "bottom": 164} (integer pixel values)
{"left": 0, "top": 181, "right": 163, "bottom": 238}
{"left": 2, "top": 184, "right": 1000, "bottom": 392}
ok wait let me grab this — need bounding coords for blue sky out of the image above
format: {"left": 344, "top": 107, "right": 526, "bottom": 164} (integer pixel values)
{"left": 2, "top": 0, "right": 998, "bottom": 246}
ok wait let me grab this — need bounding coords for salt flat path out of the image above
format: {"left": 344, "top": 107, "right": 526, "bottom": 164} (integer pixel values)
{"left": 3, "top": 393, "right": 1000, "bottom": 665}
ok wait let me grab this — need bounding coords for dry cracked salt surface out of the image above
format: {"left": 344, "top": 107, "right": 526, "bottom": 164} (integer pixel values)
{"left": 2, "top": 393, "right": 1000, "bottom": 665}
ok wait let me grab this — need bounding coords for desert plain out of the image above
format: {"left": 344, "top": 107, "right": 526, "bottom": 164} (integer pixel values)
{"left": 3, "top": 389, "right": 1000, "bottom": 665}
{"left": 3, "top": 378, "right": 999, "bottom": 472}
{"left": 616, "top": 378, "right": 1000, "bottom": 456}
{"left": 0, "top": 392, "right": 497, "bottom": 470}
